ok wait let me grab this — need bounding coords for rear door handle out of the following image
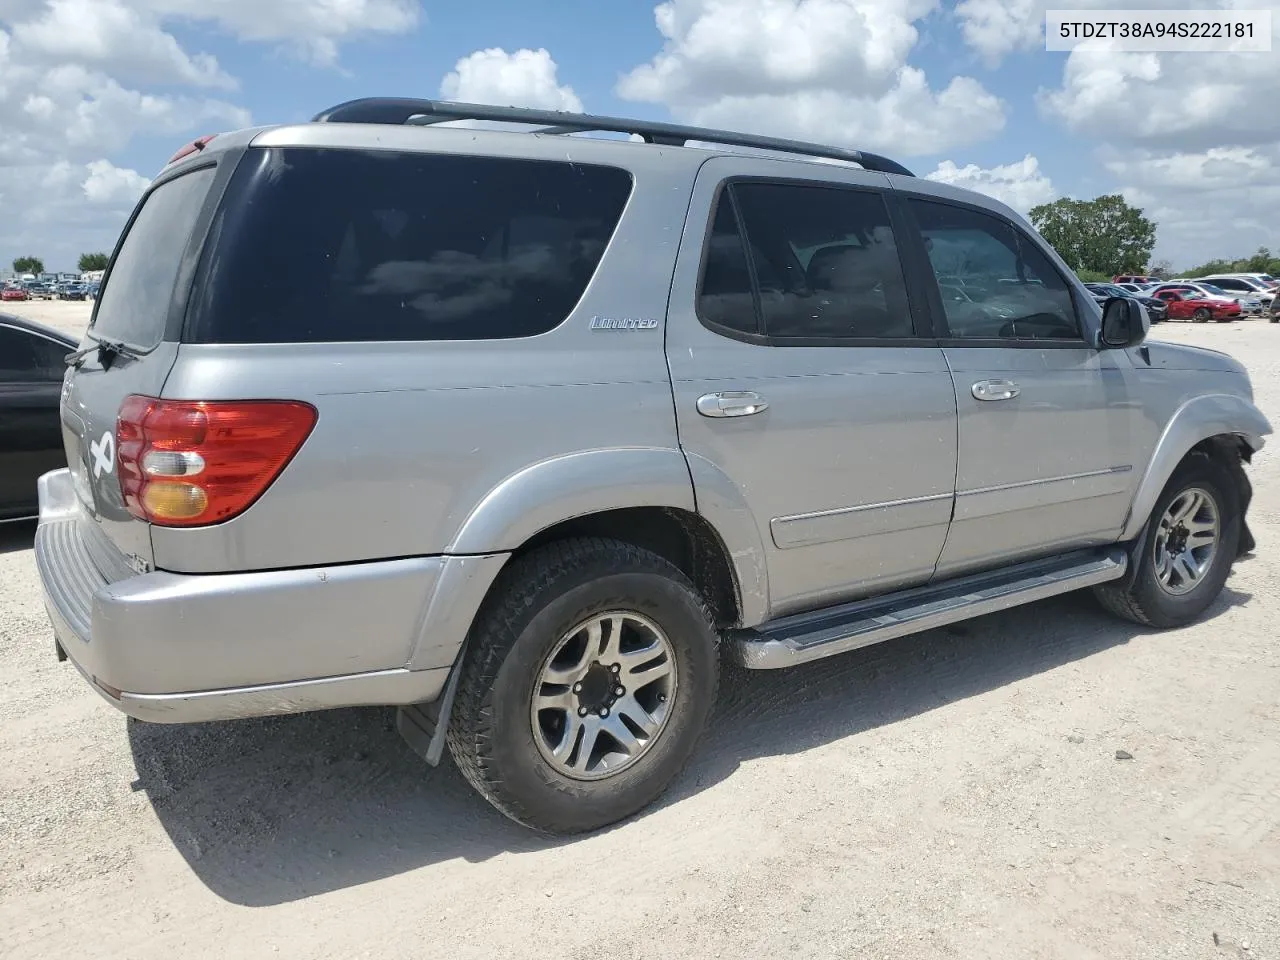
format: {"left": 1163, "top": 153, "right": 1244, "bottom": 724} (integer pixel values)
{"left": 696, "top": 391, "right": 769, "bottom": 418}
{"left": 971, "top": 379, "right": 1020, "bottom": 402}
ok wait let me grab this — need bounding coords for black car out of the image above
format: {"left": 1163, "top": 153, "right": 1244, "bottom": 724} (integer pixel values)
{"left": 0, "top": 315, "right": 75, "bottom": 521}
{"left": 1084, "top": 282, "right": 1167, "bottom": 323}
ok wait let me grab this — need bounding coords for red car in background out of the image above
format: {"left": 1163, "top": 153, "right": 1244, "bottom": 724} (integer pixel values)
{"left": 1152, "top": 285, "right": 1240, "bottom": 323}
{"left": 1, "top": 286, "right": 30, "bottom": 301}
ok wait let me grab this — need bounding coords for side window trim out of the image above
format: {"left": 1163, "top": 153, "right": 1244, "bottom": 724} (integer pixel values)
{"left": 897, "top": 191, "right": 1091, "bottom": 350}
{"left": 692, "top": 175, "right": 932, "bottom": 348}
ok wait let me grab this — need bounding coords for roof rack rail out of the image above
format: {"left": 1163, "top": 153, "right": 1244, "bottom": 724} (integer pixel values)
{"left": 310, "top": 98, "right": 915, "bottom": 177}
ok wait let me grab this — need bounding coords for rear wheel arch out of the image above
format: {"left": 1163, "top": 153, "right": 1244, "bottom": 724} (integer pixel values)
{"left": 511, "top": 506, "right": 743, "bottom": 630}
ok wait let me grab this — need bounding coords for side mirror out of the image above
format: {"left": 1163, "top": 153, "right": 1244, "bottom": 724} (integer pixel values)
{"left": 1099, "top": 297, "right": 1148, "bottom": 348}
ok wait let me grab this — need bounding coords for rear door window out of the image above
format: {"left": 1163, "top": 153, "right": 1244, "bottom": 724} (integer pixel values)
{"left": 91, "top": 167, "right": 216, "bottom": 349}
{"left": 696, "top": 180, "right": 914, "bottom": 342}
{"left": 186, "top": 149, "right": 634, "bottom": 343}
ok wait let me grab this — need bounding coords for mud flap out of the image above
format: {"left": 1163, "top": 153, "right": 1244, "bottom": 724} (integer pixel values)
{"left": 396, "top": 653, "right": 465, "bottom": 767}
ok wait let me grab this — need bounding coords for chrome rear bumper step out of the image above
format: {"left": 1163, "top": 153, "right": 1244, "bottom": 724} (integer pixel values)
{"left": 732, "top": 548, "right": 1127, "bottom": 669}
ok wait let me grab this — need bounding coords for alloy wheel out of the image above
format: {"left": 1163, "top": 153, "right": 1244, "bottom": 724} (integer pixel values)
{"left": 1153, "top": 487, "right": 1220, "bottom": 597}
{"left": 530, "top": 612, "right": 678, "bottom": 780}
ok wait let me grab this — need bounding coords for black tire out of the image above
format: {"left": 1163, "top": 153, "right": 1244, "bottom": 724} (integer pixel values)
{"left": 1094, "top": 451, "right": 1241, "bottom": 628}
{"left": 1192, "top": 307, "right": 1211, "bottom": 323}
{"left": 446, "top": 537, "right": 720, "bottom": 834}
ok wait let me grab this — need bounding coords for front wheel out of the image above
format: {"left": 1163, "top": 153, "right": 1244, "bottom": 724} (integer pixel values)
{"left": 1192, "top": 307, "right": 1211, "bottom": 323}
{"left": 1094, "top": 452, "right": 1241, "bottom": 628}
{"left": 447, "top": 538, "right": 720, "bottom": 834}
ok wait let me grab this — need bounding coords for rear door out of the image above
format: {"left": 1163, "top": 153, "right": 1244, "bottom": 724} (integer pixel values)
{"left": 666, "top": 158, "right": 958, "bottom": 617}
{"left": 60, "top": 161, "right": 223, "bottom": 568}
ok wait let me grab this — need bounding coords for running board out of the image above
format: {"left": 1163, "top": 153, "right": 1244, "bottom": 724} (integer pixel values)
{"left": 732, "top": 549, "right": 1127, "bottom": 669}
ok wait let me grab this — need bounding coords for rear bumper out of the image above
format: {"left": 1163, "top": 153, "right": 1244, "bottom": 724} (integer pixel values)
{"left": 34, "top": 469, "right": 505, "bottom": 724}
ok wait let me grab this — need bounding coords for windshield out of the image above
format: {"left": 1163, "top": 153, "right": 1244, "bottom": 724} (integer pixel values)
{"left": 1196, "top": 284, "right": 1229, "bottom": 297}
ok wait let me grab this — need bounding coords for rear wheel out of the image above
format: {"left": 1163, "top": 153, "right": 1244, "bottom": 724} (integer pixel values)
{"left": 447, "top": 538, "right": 720, "bottom": 834}
{"left": 1094, "top": 452, "right": 1240, "bottom": 628}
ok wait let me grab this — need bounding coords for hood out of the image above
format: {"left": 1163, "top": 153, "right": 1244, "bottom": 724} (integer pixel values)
{"left": 1132, "top": 341, "right": 1249, "bottom": 377}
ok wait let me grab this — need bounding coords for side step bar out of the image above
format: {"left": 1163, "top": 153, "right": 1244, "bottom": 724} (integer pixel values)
{"left": 732, "top": 548, "right": 1127, "bottom": 669}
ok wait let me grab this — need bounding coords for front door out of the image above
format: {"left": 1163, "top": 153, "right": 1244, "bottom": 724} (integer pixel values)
{"left": 665, "top": 159, "right": 958, "bottom": 618}
{"left": 900, "top": 193, "right": 1137, "bottom": 577}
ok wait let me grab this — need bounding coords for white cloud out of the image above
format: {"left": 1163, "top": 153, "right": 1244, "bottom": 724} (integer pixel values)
{"left": 1103, "top": 145, "right": 1280, "bottom": 268}
{"left": 440, "top": 48, "right": 583, "bottom": 112}
{"left": 1, "top": 0, "right": 421, "bottom": 272}
{"left": 13, "top": 0, "right": 232, "bottom": 88}
{"left": 81, "top": 159, "right": 150, "bottom": 205}
{"left": 1039, "top": 44, "right": 1280, "bottom": 151}
{"left": 926, "top": 155, "right": 1055, "bottom": 213}
{"left": 136, "top": 0, "right": 420, "bottom": 66}
{"left": 953, "top": 0, "right": 1043, "bottom": 64}
{"left": 618, "top": 0, "right": 1006, "bottom": 157}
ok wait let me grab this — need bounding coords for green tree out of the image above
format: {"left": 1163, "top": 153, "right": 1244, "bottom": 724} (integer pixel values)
{"left": 12, "top": 255, "right": 45, "bottom": 275}
{"left": 1028, "top": 195, "right": 1157, "bottom": 276}
{"left": 78, "top": 252, "right": 109, "bottom": 272}
{"left": 1149, "top": 259, "right": 1173, "bottom": 279}
{"left": 1181, "top": 246, "right": 1280, "bottom": 278}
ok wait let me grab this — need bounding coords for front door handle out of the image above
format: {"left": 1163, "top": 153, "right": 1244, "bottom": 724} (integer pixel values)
{"left": 696, "top": 391, "right": 769, "bottom": 418}
{"left": 971, "top": 379, "right": 1020, "bottom": 402}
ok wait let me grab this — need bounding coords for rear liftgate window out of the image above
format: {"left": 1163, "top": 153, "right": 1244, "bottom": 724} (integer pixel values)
{"left": 185, "top": 149, "right": 634, "bottom": 343}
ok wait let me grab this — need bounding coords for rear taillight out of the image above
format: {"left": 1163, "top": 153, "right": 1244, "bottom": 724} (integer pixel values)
{"left": 116, "top": 396, "right": 317, "bottom": 527}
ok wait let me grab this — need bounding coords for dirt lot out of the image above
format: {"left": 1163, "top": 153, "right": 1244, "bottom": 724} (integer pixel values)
{"left": 2, "top": 304, "right": 1278, "bottom": 959}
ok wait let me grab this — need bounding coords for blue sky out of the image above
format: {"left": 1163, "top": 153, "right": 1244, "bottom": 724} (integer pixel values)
{"left": 2, "top": 0, "right": 1277, "bottom": 272}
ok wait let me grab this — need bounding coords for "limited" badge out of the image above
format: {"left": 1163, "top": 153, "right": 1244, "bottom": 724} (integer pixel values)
{"left": 589, "top": 316, "right": 659, "bottom": 330}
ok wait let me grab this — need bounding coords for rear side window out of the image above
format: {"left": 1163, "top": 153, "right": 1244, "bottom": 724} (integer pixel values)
{"left": 92, "top": 167, "right": 215, "bottom": 348}
{"left": 186, "top": 149, "right": 633, "bottom": 343}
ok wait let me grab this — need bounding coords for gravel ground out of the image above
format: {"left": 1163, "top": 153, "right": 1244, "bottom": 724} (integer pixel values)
{"left": 2, "top": 304, "right": 1278, "bottom": 959}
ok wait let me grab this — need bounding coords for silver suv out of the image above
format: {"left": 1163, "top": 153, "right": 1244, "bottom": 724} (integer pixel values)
{"left": 34, "top": 99, "right": 1270, "bottom": 834}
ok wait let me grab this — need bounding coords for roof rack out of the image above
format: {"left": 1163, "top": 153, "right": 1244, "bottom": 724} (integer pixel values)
{"left": 310, "top": 98, "right": 915, "bottom": 177}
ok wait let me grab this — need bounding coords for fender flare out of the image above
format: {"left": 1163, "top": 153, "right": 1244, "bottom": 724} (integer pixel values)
{"left": 1119, "top": 393, "right": 1271, "bottom": 541}
{"left": 447, "top": 447, "right": 698, "bottom": 554}
{"left": 447, "top": 447, "right": 771, "bottom": 629}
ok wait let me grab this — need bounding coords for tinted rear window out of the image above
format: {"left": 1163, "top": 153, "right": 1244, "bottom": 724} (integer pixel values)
{"left": 92, "top": 167, "right": 216, "bottom": 348}
{"left": 186, "top": 148, "right": 634, "bottom": 343}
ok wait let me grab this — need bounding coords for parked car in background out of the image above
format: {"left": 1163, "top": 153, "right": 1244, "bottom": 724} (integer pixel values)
{"left": 1113, "top": 274, "right": 1162, "bottom": 285}
{"left": 1152, "top": 284, "right": 1241, "bottom": 322}
{"left": 1, "top": 285, "right": 30, "bottom": 302}
{"left": 57, "top": 284, "right": 88, "bottom": 301}
{"left": 1084, "top": 282, "right": 1168, "bottom": 323}
{"left": 23, "top": 282, "right": 52, "bottom": 300}
{"left": 1, "top": 315, "right": 75, "bottom": 522}
{"left": 1198, "top": 277, "right": 1269, "bottom": 312}
{"left": 1199, "top": 275, "right": 1277, "bottom": 305}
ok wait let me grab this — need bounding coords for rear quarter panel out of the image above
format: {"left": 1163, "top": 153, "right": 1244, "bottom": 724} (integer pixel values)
{"left": 152, "top": 144, "right": 702, "bottom": 573}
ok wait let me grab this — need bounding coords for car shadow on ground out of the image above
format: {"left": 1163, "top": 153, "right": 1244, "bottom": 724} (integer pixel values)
{"left": 127, "top": 581, "right": 1253, "bottom": 908}
{"left": 0, "top": 520, "right": 36, "bottom": 555}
